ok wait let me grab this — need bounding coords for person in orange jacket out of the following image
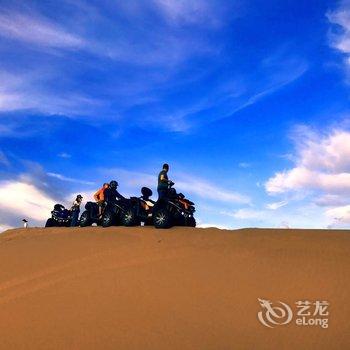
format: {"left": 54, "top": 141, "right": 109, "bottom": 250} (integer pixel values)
{"left": 94, "top": 183, "right": 109, "bottom": 217}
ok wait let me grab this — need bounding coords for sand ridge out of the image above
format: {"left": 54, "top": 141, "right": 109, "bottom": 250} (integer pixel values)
{"left": 0, "top": 227, "right": 349, "bottom": 349}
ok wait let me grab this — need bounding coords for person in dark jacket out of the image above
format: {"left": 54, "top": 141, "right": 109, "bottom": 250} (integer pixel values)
{"left": 105, "top": 180, "right": 125, "bottom": 203}
{"left": 157, "top": 163, "right": 172, "bottom": 199}
{"left": 70, "top": 194, "right": 83, "bottom": 226}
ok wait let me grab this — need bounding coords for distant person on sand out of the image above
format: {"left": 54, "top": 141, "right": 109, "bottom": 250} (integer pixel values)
{"left": 104, "top": 180, "right": 125, "bottom": 203}
{"left": 70, "top": 194, "right": 83, "bottom": 227}
{"left": 157, "top": 163, "right": 173, "bottom": 199}
{"left": 94, "top": 183, "right": 109, "bottom": 217}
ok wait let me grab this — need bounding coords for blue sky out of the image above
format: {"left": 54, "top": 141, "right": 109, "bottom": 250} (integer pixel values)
{"left": 1, "top": 0, "right": 350, "bottom": 231}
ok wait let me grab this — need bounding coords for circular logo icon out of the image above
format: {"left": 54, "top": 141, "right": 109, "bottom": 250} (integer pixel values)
{"left": 257, "top": 298, "right": 293, "bottom": 328}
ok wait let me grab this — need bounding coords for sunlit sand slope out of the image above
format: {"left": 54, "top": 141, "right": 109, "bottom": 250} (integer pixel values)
{"left": 0, "top": 227, "right": 349, "bottom": 349}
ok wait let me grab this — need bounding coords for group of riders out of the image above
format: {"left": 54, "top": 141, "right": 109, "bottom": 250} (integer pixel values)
{"left": 69, "top": 164, "right": 172, "bottom": 226}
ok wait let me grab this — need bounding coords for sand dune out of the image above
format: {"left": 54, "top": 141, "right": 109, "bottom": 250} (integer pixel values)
{"left": 0, "top": 226, "right": 349, "bottom": 349}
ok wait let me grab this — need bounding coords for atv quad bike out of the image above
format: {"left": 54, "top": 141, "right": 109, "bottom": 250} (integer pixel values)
{"left": 121, "top": 187, "right": 155, "bottom": 227}
{"left": 45, "top": 204, "right": 72, "bottom": 227}
{"left": 153, "top": 183, "right": 196, "bottom": 229}
{"left": 79, "top": 201, "right": 103, "bottom": 227}
{"left": 80, "top": 197, "right": 132, "bottom": 228}
{"left": 101, "top": 198, "right": 132, "bottom": 227}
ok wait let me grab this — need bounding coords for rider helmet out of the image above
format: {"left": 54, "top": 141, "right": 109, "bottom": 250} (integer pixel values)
{"left": 110, "top": 180, "right": 118, "bottom": 188}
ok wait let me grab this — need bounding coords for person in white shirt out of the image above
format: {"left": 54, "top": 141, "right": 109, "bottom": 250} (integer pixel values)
{"left": 71, "top": 194, "right": 83, "bottom": 227}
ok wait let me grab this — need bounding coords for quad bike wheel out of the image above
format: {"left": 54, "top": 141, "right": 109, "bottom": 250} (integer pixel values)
{"left": 121, "top": 208, "right": 140, "bottom": 227}
{"left": 153, "top": 208, "right": 172, "bottom": 229}
{"left": 187, "top": 217, "right": 196, "bottom": 227}
{"left": 102, "top": 211, "right": 115, "bottom": 227}
{"left": 45, "top": 218, "right": 55, "bottom": 227}
{"left": 79, "top": 211, "right": 92, "bottom": 227}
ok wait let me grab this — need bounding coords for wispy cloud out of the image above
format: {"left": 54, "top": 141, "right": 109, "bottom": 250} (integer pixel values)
{"left": 266, "top": 200, "right": 288, "bottom": 210}
{"left": 101, "top": 167, "right": 250, "bottom": 204}
{"left": 238, "top": 162, "right": 251, "bottom": 169}
{"left": 326, "top": 204, "right": 350, "bottom": 225}
{"left": 221, "top": 203, "right": 331, "bottom": 229}
{"left": 47, "top": 172, "right": 94, "bottom": 185}
{"left": 153, "top": 0, "right": 232, "bottom": 27}
{"left": 0, "top": 1, "right": 308, "bottom": 136}
{"left": 225, "top": 57, "right": 308, "bottom": 118}
{"left": 176, "top": 178, "right": 251, "bottom": 204}
{"left": 0, "top": 150, "right": 10, "bottom": 167}
{"left": 0, "top": 70, "right": 104, "bottom": 115}
{"left": 0, "top": 2, "right": 222, "bottom": 123}
{"left": 221, "top": 208, "right": 266, "bottom": 220}
{"left": 0, "top": 11, "right": 85, "bottom": 49}
{"left": 327, "top": 1, "right": 350, "bottom": 70}
{"left": 58, "top": 152, "right": 71, "bottom": 159}
{"left": 0, "top": 2, "right": 218, "bottom": 65}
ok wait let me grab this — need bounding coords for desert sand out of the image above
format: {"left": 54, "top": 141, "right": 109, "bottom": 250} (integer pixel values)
{"left": 0, "top": 226, "right": 349, "bottom": 349}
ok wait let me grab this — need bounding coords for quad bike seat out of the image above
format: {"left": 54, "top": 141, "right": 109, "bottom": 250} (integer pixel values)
{"left": 85, "top": 201, "right": 99, "bottom": 210}
{"left": 54, "top": 203, "right": 65, "bottom": 211}
{"left": 141, "top": 187, "right": 153, "bottom": 199}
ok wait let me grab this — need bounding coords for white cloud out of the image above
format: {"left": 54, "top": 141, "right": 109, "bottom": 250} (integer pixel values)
{"left": 58, "top": 152, "right": 71, "bottom": 159}
{"left": 327, "top": 1, "right": 350, "bottom": 68}
{"left": 0, "top": 70, "right": 103, "bottom": 115}
{"left": 223, "top": 208, "right": 266, "bottom": 220}
{"left": 266, "top": 167, "right": 350, "bottom": 194}
{"left": 153, "top": 0, "right": 226, "bottom": 27}
{"left": 176, "top": 178, "right": 251, "bottom": 204}
{"left": 326, "top": 204, "right": 350, "bottom": 224}
{"left": 231, "top": 63, "right": 308, "bottom": 114}
{"left": 0, "top": 162, "right": 91, "bottom": 231}
{"left": 293, "top": 127, "right": 350, "bottom": 172}
{"left": 0, "top": 11, "right": 85, "bottom": 49}
{"left": 47, "top": 172, "right": 94, "bottom": 186}
{"left": 0, "top": 224, "right": 13, "bottom": 233}
{"left": 265, "top": 126, "right": 350, "bottom": 227}
{"left": 221, "top": 203, "right": 332, "bottom": 228}
{"left": 0, "top": 181, "right": 56, "bottom": 222}
{"left": 266, "top": 129, "right": 350, "bottom": 195}
{"left": 314, "top": 194, "right": 349, "bottom": 207}
{"left": 266, "top": 200, "right": 288, "bottom": 210}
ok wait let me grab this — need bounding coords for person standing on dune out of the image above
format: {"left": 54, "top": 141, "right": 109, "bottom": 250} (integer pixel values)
{"left": 94, "top": 183, "right": 109, "bottom": 218}
{"left": 70, "top": 194, "right": 83, "bottom": 227}
{"left": 157, "top": 163, "right": 173, "bottom": 199}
